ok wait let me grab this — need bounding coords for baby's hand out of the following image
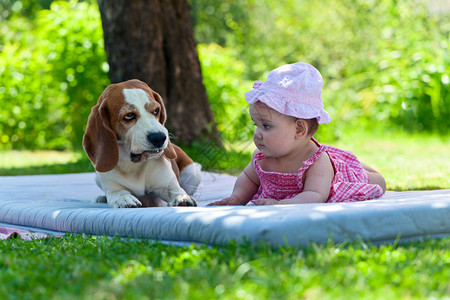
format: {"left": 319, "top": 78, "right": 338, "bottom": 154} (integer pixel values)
{"left": 254, "top": 198, "right": 278, "bottom": 205}
{"left": 207, "top": 196, "right": 247, "bottom": 206}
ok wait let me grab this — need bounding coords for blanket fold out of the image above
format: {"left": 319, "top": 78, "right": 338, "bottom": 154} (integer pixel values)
{"left": 0, "top": 172, "right": 449, "bottom": 246}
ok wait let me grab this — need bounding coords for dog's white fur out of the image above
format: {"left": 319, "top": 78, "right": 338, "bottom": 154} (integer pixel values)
{"left": 122, "top": 88, "right": 170, "bottom": 156}
{"left": 83, "top": 80, "right": 200, "bottom": 208}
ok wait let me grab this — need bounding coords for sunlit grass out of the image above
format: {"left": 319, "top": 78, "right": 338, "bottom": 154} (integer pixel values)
{"left": 0, "top": 150, "right": 81, "bottom": 168}
{"left": 0, "top": 150, "right": 93, "bottom": 175}
{"left": 333, "top": 131, "right": 450, "bottom": 191}
{"left": 215, "top": 130, "right": 450, "bottom": 191}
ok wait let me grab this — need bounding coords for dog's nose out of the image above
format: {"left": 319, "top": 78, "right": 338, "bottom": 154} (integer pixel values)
{"left": 147, "top": 132, "right": 166, "bottom": 148}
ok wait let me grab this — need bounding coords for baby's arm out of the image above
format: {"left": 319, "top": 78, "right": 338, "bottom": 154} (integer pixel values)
{"left": 254, "top": 152, "right": 334, "bottom": 205}
{"left": 207, "top": 153, "right": 260, "bottom": 206}
{"left": 361, "top": 162, "right": 386, "bottom": 193}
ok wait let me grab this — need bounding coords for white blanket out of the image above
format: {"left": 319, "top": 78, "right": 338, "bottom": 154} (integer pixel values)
{"left": 0, "top": 172, "right": 448, "bottom": 247}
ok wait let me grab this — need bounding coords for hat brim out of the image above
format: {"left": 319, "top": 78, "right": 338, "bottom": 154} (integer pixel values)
{"left": 245, "top": 89, "right": 331, "bottom": 124}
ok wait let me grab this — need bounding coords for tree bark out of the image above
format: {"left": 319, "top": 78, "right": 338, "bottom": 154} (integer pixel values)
{"left": 97, "top": 0, "right": 220, "bottom": 145}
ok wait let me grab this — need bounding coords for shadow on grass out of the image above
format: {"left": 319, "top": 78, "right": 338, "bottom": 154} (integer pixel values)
{"left": 183, "top": 141, "right": 252, "bottom": 175}
{"left": 0, "top": 145, "right": 251, "bottom": 177}
{"left": 1, "top": 149, "right": 445, "bottom": 191}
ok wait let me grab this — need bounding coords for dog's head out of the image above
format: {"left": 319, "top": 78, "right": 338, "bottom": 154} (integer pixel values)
{"left": 83, "top": 79, "right": 177, "bottom": 172}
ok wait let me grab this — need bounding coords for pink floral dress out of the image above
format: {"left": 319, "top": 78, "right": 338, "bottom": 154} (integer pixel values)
{"left": 250, "top": 138, "right": 384, "bottom": 204}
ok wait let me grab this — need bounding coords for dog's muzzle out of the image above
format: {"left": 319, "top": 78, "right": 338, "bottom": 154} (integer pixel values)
{"left": 129, "top": 132, "right": 167, "bottom": 162}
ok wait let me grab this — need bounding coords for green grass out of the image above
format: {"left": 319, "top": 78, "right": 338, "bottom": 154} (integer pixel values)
{"left": 0, "top": 235, "right": 449, "bottom": 299}
{"left": 331, "top": 131, "right": 450, "bottom": 191}
{"left": 1, "top": 132, "right": 449, "bottom": 299}
{"left": 1, "top": 131, "right": 449, "bottom": 190}
{"left": 0, "top": 150, "right": 93, "bottom": 175}
{"left": 186, "top": 130, "right": 450, "bottom": 191}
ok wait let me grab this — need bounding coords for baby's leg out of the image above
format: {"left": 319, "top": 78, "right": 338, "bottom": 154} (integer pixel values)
{"left": 361, "top": 162, "right": 386, "bottom": 193}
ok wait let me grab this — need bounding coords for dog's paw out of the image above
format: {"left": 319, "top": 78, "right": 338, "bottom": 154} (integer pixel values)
{"left": 170, "top": 194, "right": 197, "bottom": 207}
{"left": 110, "top": 193, "right": 142, "bottom": 208}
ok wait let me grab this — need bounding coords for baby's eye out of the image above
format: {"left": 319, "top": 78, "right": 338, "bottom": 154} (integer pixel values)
{"left": 263, "top": 124, "right": 271, "bottom": 129}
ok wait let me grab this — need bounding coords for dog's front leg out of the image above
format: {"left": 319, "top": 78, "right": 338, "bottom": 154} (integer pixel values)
{"left": 155, "top": 176, "right": 197, "bottom": 207}
{"left": 96, "top": 173, "right": 143, "bottom": 208}
{"left": 169, "top": 185, "right": 198, "bottom": 207}
{"left": 106, "top": 190, "right": 142, "bottom": 208}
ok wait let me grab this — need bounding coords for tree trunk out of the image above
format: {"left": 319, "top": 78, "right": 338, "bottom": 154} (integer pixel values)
{"left": 97, "top": 0, "right": 220, "bottom": 145}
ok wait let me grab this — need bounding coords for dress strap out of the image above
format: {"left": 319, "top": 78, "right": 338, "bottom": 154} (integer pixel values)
{"left": 253, "top": 139, "right": 327, "bottom": 175}
{"left": 254, "top": 152, "right": 266, "bottom": 161}
{"left": 297, "top": 138, "right": 328, "bottom": 174}
{"left": 252, "top": 152, "right": 265, "bottom": 168}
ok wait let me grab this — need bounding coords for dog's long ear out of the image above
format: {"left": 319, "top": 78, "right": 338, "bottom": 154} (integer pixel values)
{"left": 152, "top": 91, "right": 167, "bottom": 125}
{"left": 82, "top": 92, "right": 119, "bottom": 172}
{"left": 163, "top": 142, "right": 177, "bottom": 160}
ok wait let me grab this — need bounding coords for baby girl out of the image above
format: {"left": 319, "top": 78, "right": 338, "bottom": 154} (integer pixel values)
{"left": 208, "top": 62, "right": 386, "bottom": 206}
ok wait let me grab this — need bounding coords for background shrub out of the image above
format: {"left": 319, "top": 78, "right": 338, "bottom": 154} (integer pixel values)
{"left": 0, "top": 0, "right": 448, "bottom": 150}
{"left": 0, "top": 0, "right": 109, "bottom": 150}
{"left": 198, "top": 44, "right": 253, "bottom": 142}
{"left": 192, "top": 0, "right": 450, "bottom": 137}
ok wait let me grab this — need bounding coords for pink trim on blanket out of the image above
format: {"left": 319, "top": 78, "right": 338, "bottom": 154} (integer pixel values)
{"left": 0, "top": 227, "right": 49, "bottom": 240}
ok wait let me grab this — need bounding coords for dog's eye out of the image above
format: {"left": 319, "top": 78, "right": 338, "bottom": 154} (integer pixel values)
{"left": 124, "top": 113, "right": 136, "bottom": 121}
{"left": 153, "top": 108, "right": 160, "bottom": 116}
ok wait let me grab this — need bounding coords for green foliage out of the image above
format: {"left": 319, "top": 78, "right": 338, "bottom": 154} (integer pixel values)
{"left": 0, "top": 235, "right": 449, "bottom": 299}
{"left": 0, "top": 0, "right": 52, "bottom": 22}
{"left": 198, "top": 44, "right": 254, "bottom": 142}
{"left": 0, "top": 0, "right": 109, "bottom": 150}
{"left": 0, "top": 0, "right": 448, "bottom": 151}
{"left": 189, "top": 0, "right": 250, "bottom": 46}
{"left": 192, "top": 0, "right": 450, "bottom": 136}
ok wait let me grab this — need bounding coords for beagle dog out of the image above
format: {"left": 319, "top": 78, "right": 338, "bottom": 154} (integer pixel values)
{"left": 83, "top": 79, "right": 201, "bottom": 208}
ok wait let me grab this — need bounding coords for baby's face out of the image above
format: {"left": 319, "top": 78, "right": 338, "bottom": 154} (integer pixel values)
{"left": 249, "top": 102, "right": 298, "bottom": 158}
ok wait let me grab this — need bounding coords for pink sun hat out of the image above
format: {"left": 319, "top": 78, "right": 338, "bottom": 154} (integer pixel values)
{"left": 245, "top": 62, "right": 332, "bottom": 124}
